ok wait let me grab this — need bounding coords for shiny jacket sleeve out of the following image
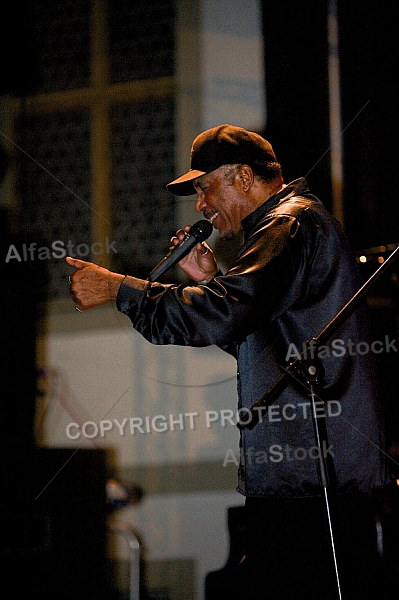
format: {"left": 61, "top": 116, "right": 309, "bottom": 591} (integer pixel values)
{"left": 116, "top": 211, "right": 308, "bottom": 348}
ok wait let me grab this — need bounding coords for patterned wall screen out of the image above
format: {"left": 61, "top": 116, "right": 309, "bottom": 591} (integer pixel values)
{"left": 30, "top": 0, "right": 92, "bottom": 94}
{"left": 12, "top": 0, "right": 175, "bottom": 300}
{"left": 109, "top": 2, "right": 175, "bottom": 83}
{"left": 110, "top": 99, "right": 175, "bottom": 280}
{"left": 16, "top": 110, "right": 92, "bottom": 300}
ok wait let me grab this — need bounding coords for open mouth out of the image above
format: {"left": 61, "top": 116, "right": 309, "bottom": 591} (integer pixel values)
{"left": 207, "top": 211, "right": 219, "bottom": 224}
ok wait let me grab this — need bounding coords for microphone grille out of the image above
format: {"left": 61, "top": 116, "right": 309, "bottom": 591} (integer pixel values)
{"left": 190, "top": 219, "right": 213, "bottom": 242}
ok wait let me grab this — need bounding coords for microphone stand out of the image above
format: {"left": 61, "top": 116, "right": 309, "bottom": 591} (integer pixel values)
{"left": 291, "top": 346, "right": 343, "bottom": 598}
{"left": 242, "top": 243, "right": 399, "bottom": 427}
{"left": 239, "top": 242, "right": 399, "bottom": 599}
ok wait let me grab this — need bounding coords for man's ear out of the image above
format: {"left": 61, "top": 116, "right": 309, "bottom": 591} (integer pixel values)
{"left": 238, "top": 165, "right": 254, "bottom": 191}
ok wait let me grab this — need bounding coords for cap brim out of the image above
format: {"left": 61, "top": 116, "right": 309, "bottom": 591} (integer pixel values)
{"left": 166, "top": 169, "right": 207, "bottom": 196}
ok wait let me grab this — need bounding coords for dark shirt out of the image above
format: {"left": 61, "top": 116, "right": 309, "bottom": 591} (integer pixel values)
{"left": 117, "top": 178, "right": 388, "bottom": 497}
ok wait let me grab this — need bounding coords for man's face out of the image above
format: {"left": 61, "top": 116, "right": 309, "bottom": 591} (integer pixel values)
{"left": 193, "top": 165, "right": 249, "bottom": 240}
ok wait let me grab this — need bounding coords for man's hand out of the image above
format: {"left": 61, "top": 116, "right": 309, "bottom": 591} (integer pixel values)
{"left": 66, "top": 256, "right": 126, "bottom": 311}
{"left": 170, "top": 226, "right": 219, "bottom": 283}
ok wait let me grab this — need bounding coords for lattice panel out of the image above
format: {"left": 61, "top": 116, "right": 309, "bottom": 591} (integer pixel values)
{"left": 110, "top": 98, "right": 176, "bottom": 280}
{"left": 13, "top": 99, "right": 176, "bottom": 299}
{"left": 16, "top": 110, "right": 92, "bottom": 300}
{"left": 109, "top": 0, "right": 175, "bottom": 84}
{"left": 11, "top": 1, "right": 176, "bottom": 299}
{"left": 30, "top": 0, "right": 91, "bottom": 93}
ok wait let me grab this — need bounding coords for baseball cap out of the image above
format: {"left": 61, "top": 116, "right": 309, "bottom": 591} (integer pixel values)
{"left": 166, "top": 124, "right": 277, "bottom": 196}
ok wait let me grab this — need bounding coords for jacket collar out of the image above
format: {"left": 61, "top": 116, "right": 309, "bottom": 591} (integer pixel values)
{"left": 241, "top": 178, "right": 310, "bottom": 237}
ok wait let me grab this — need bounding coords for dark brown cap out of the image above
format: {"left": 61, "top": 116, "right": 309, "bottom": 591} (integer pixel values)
{"left": 166, "top": 124, "right": 277, "bottom": 196}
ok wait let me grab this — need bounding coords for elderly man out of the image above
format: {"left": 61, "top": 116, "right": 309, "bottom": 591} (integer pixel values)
{"left": 68, "top": 124, "right": 389, "bottom": 598}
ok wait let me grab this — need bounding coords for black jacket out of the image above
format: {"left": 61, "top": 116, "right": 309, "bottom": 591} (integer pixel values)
{"left": 117, "top": 178, "right": 388, "bottom": 497}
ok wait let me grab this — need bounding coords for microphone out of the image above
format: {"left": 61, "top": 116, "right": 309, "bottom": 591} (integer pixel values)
{"left": 147, "top": 219, "right": 213, "bottom": 281}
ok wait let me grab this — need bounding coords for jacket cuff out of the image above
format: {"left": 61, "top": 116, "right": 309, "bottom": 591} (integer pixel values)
{"left": 116, "top": 275, "right": 150, "bottom": 314}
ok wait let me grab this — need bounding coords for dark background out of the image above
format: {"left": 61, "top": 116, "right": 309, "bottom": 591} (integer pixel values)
{"left": 262, "top": 0, "right": 398, "bottom": 251}
{"left": 2, "top": 3, "right": 398, "bottom": 246}
{"left": 1, "top": 2, "right": 398, "bottom": 596}
{"left": 261, "top": 0, "right": 399, "bottom": 451}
